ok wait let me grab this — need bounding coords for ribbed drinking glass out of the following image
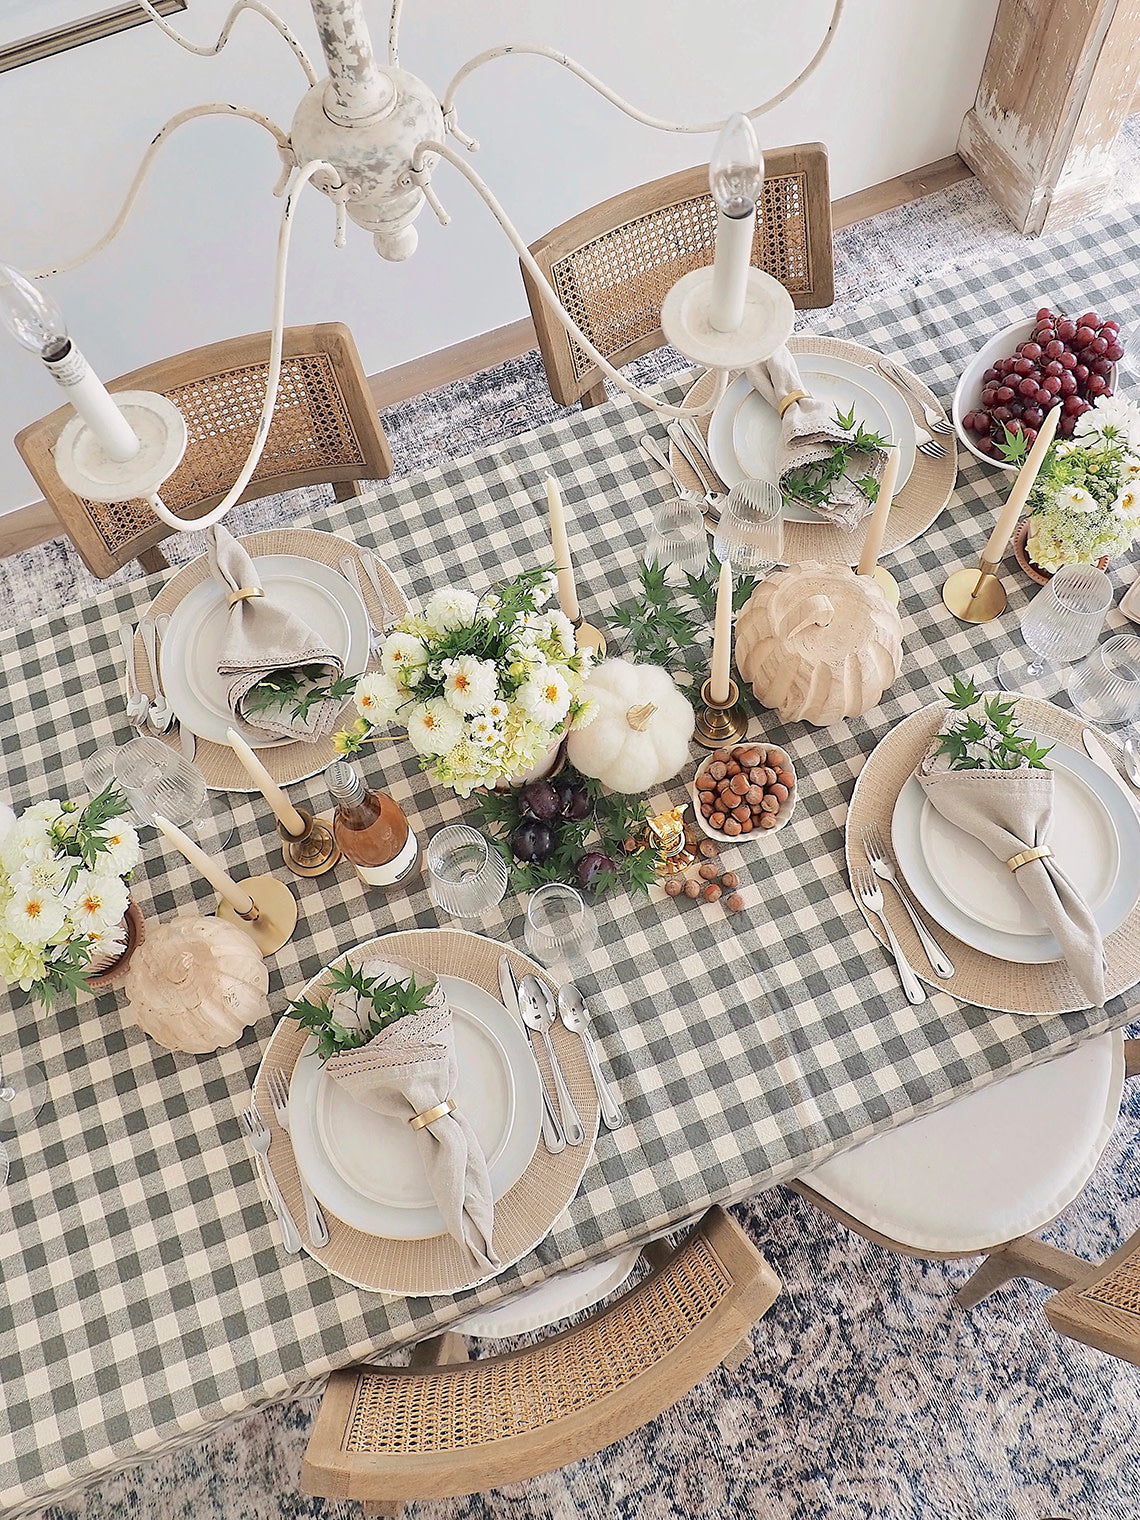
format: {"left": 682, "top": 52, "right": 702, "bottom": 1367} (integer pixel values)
{"left": 996, "top": 562, "right": 1113, "bottom": 697}
{"left": 523, "top": 883, "right": 599, "bottom": 968}
{"left": 1067, "top": 634, "right": 1140, "bottom": 724}
{"left": 427, "top": 825, "right": 508, "bottom": 918}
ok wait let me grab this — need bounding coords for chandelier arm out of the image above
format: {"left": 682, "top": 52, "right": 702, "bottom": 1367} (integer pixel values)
{"left": 29, "top": 105, "right": 293, "bottom": 281}
{"left": 388, "top": 0, "right": 403, "bottom": 67}
{"left": 440, "top": 0, "right": 845, "bottom": 136}
{"left": 146, "top": 158, "right": 338, "bottom": 533}
{"left": 136, "top": 0, "right": 318, "bottom": 84}
{"left": 412, "top": 141, "right": 729, "bottom": 422}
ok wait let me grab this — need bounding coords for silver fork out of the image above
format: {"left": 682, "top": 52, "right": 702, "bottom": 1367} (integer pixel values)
{"left": 339, "top": 554, "right": 383, "bottom": 656}
{"left": 667, "top": 421, "right": 729, "bottom": 515}
{"left": 853, "top": 866, "right": 926, "bottom": 1005}
{"left": 861, "top": 823, "right": 955, "bottom": 978}
{"left": 266, "top": 1068, "right": 329, "bottom": 1247}
{"left": 915, "top": 425, "right": 947, "bottom": 460}
{"left": 874, "top": 357, "right": 955, "bottom": 434}
{"left": 239, "top": 1105, "right": 303, "bottom": 1253}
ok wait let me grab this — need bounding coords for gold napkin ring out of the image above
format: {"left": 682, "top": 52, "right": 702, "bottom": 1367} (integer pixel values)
{"left": 1007, "top": 846, "right": 1053, "bottom": 873}
{"left": 409, "top": 1098, "right": 456, "bottom": 1130}
{"left": 227, "top": 586, "right": 265, "bottom": 610}
{"left": 777, "top": 390, "right": 808, "bottom": 418}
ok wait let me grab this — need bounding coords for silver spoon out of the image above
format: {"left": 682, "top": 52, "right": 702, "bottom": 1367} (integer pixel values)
{"left": 517, "top": 976, "right": 584, "bottom": 1146}
{"left": 139, "top": 618, "right": 174, "bottom": 734}
{"left": 1122, "top": 734, "right": 1140, "bottom": 790}
{"left": 119, "top": 622, "right": 151, "bottom": 729}
{"left": 557, "top": 983, "right": 622, "bottom": 1129}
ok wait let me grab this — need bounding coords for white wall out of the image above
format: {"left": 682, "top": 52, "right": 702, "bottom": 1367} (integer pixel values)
{"left": 0, "top": 0, "right": 998, "bottom": 515}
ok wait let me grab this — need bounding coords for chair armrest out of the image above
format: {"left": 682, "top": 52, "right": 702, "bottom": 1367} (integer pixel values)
{"left": 1046, "top": 1223, "right": 1140, "bottom": 1366}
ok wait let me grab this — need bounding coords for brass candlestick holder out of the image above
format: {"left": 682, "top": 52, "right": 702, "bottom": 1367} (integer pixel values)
{"left": 573, "top": 614, "right": 607, "bottom": 659}
{"left": 942, "top": 554, "right": 1007, "bottom": 624}
{"left": 868, "top": 565, "right": 900, "bottom": 608}
{"left": 278, "top": 806, "right": 340, "bottom": 878}
{"left": 216, "top": 875, "right": 298, "bottom": 956}
{"left": 695, "top": 676, "right": 749, "bottom": 748}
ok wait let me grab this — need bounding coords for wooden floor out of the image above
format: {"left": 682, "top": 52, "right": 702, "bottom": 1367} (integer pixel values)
{"left": 0, "top": 154, "right": 972, "bottom": 564}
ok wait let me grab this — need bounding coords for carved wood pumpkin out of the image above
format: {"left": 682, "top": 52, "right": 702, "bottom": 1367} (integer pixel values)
{"left": 735, "top": 562, "right": 902, "bottom": 725}
{"left": 123, "top": 913, "right": 270, "bottom": 1053}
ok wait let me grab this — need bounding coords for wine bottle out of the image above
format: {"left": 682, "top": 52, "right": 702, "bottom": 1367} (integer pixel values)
{"left": 324, "top": 761, "right": 420, "bottom": 888}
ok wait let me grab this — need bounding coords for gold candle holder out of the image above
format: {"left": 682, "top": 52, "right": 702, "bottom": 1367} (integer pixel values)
{"left": 278, "top": 806, "right": 341, "bottom": 878}
{"left": 573, "top": 614, "right": 607, "bottom": 659}
{"left": 216, "top": 874, "right": 298, "bottom": 956}
{"left": 695, "top": 676, "right": 748, "bottom": 749}
{"left": 942, "top": 554, "right": 1007, "bottom": 624}
{"left": 868, "top": 565, "right": 900, "bottom": 608}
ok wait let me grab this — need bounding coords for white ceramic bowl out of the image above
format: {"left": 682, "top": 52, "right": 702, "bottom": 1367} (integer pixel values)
{"left": 953, "top": 315, "right": 1117, "bottom": 473}
{"left": 690, "top": 746, "right": 797, "bottom": 846}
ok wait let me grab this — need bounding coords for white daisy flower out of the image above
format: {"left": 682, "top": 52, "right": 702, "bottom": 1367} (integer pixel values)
{"left": 532, "top": 571, "right": 559, "bottom": 608}
{"left": 353, "top": 671, "right": 404, "bottom": 723}
{"left": 570, "top": 696, "right": 599, "bottom": 730}
{"left": 99, "top": 819, "right": 140, "bottom": 876}
{"left": 485, "top": 699, "right": 509, "bottom": 725}
{"left": 468, "top": 715, "right": 502, "bottom": 746}
{"left": 0, "top": 816, "right": 53, "bottom": 875}
{"left": 1058, "top": 484, "right": 1096, "bottom": 514}
{"left": 67, "top": 870, "right": 129, "bottom": 936}
{"left": 1113, "top": 488, "right": 1140, "bottom": 525}
{"left": 1078, "top": 392, "right": 1140, "bottom": 448}
{"left": 406, "top": 698, "right": 464, "bottom": 757}
{"left": 11, "top": 854, "right": 69, "bottom": 895}
{"left": 380, "top": 632, "right": 429, "bottom": 686}
{"left": 5, "top": 884, "right": 67, "bottom": 944}
{"left": 1128, "top": 460, "right": 1140, "bottom": 479}
{"left": 516, "top": 668, "right": 571, "bottom": 728}
{"left": 545, "top": 608, "right": 577, "bottom": 658}
{"left": 423, "top": 588, "right": 479, "bottom": 634}
{"left": 442, "top": 654, "right": 498, "bottom": 715}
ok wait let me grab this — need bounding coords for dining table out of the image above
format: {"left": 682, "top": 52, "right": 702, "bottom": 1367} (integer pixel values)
{"left": 2, "top": 204, "right": 1140, "bottom": 1519}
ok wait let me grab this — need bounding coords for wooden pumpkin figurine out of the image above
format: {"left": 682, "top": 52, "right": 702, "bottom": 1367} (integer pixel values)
{"left": 567, "top": 658, "right": 695, "bottom": 792}
{"left": 735, "top": 562, "right": 902, "bottom": 726}
{"left": 123, "top": 912, "right": 270, "bottom": 1054}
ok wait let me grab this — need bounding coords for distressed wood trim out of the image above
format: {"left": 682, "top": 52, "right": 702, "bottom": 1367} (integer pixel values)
{"left": 0, "top": 1, "right": 186, "bottom": 74}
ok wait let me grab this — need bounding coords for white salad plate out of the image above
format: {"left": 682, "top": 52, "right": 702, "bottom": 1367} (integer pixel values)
{"left": 159, "top": 555, "right": 370, "bottom": 747}
{"left": 288, "top": 974, "right": 543, "bottom": 1241}
{"left": 707, "top": 355, "right": 917, "bottom": 523}
{"left": 891, "top": 733, "right": 1140, "bottom": 963}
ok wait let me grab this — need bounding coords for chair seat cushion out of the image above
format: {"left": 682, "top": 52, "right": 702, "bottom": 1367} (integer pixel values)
{"left": 797, "top": 1031, "right": 1124, "bottom": 1253}
{"left": 451, "top": 1248, "right": 641, "bottom": 1339}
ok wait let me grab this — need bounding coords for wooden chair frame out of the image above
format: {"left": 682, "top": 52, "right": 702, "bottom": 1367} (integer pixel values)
{"left": 522, "top": 145, "right": 833, "bottom": 409}
{"left": 301, "top": 1207, "right": 779, "bottom": 1514}
{"left": 15, "top": 322, "right": 393, "bottom": 578}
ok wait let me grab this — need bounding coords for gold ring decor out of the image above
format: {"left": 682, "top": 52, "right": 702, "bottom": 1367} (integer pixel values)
{"left": 1007, "top": 846, "right": 1053, "bottom": 873}
{"left": 409, "top": 1098, "right": 456, "bottom": 1130}
{"left": 777, "top": 390, "right": 808, "bottom": 418}
{"left": 227, "top": 586, "right": 266, "bottom": 609}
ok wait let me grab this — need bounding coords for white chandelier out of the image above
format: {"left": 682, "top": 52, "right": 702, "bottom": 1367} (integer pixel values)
{"left": 0, "top": 0, "right": 845, "bottom": 532}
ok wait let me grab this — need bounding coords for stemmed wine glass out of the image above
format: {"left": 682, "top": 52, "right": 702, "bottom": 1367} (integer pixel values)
{"left": 0, "top": 1043, "right": 48, "bottom": 1168}
{"left": 996, "top": 563, "right": 1113, "bottom": 699}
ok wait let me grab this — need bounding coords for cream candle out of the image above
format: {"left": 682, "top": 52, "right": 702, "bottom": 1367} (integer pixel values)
{"left": 709, "top": 557, "right": 734, "bottom": 704}
{"left": 856, "top": 447, "right": 900, "bottom": 577}
{"left": 707, "top": 113, "right": 763, "bottom": 335}
{"left": 545, "top": 475, "right": 580, "bottom": 622}
{"left": 982, "top": 403, "right": 1061, "bottom": 564}
{"left": 226, "top": 727, "right": 306, "bottom": 835}
{"left": 153, "top": 813, "right": 257, "bottom": 918}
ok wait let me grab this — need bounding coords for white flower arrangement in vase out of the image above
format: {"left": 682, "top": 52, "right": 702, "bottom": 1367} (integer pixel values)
{"left": 1023, "top": 393, "right": 1140, "bottom": 573}
{"left": 0, "top": 785, "right": 140, "bottom": 1004}
{"left": 333, "top": 568, "right": 598, "bottom": 797}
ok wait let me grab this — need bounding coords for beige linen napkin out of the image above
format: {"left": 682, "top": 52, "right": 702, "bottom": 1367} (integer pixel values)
{"left": 207, "top": 525, "right": 343, "bottom": 742}
{"left": 745, "top": 346, "right": 888, "bottom": 531}
{"left": 323, "top": 960, "right": 500, "bottom": 1272}
{"left": 916, "top": 711, "right": 1106, "bottom": 1007}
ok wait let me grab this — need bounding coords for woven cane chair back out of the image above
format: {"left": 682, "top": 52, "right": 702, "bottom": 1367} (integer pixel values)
{"left": 1046, "top": 1225, "right": 1140, "bottom": 1366}
{"left": 15, "top": 323, "right": 393, "bottom": 578}
{"left": 301, "top": 1207, "right": 779, "bottom": 1512}
{"left": 523, "top": 144, "right": 833, "bottom": 408}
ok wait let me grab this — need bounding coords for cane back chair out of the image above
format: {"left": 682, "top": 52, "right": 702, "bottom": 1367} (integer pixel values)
{"left": 523, "top": 143, "right": 833, "bottom": 410}
{"left": 301, "top": 1207, "right": 780, "bottom": 1516}
{"left": 15, "top": 322, "right": 393, "bottom": 578}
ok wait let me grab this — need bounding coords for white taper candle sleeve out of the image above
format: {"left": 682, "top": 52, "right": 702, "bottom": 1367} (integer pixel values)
{"left": 545, "top": 475, "right": 580, "bottom": 622}
{"left": 43, "top": 344, "right": 140, "bottom": 462}
{"left": 153, "top": 812, "right": 257, "bottom": 917}
{"left": 709, "top": 557, "right": 734, "bottom": 704}
{"left": 982, "top": 403, "right": 1061, "bottom": 564}
{"left": 707, "top": 208, "right": 755, "bottom": 334}
{"left": 226, "top": 728, "right": 306, "bottom": 835}
{"left": 857, "top": 447, "right": 900, "bottom": 577}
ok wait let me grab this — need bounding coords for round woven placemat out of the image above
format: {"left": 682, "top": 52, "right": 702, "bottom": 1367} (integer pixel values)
{"left": 846, "top": 697, "right": 1140, "bottom": 1015}
{"left": 133, "top": 529, "right": 408, "bottom": 792}
{"left": 675, "top": 336, "right": 958, "bottom": 567}
{"left": 253, "top": 929, "right": 600, "bottom": 1296}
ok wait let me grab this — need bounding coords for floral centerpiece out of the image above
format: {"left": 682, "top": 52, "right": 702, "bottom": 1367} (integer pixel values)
{"left": 1021, "top": 394, "right": 1140, "bottom": 574}
{"left": 0, "top": 785, "right": 140, "bottom": 1004}
{"left": 333, "top": 568, "right": 597, "bottom": 797}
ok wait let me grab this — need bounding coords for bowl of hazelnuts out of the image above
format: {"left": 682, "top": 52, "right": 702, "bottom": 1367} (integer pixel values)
{"left": 690, "top": 742, "right": 797, "bottom": 845}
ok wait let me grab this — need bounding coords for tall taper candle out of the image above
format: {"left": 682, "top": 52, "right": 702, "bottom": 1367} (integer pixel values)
{"left": 856, "top": 446, "right": 900, "bottom": 577}
{"left": 153, "top": 813, "right": 257, "bottom": 917}
{"left": 545, "top": 475, "right": 580, "bottom": 622}
{"left": 982, "top": 403, "right": 1061, "bottom": 564}
{"left": 709, "top": 557, "right": 734, "bottom": 705}
{"left": 226, "top": 727, "right": 306, "bottom": 835}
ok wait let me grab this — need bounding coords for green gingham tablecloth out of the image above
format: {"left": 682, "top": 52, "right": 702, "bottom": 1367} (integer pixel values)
{"left": 3, "top": 208, "right": 1140, "bottom": 1516}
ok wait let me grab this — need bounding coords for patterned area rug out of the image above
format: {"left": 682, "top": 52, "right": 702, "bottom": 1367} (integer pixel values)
{"left": 17, "top": 133, "right": 1140, "bottom": 1520}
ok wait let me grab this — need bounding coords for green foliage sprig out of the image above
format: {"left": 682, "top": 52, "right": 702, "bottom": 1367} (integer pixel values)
{"left": 52, "top": 783, "right": 132, "bottom": 887}
{"left": 244, "top": 666, "right": 359, "bottom": 722}
{"left": 782, "top": 404, "right": 890, "bottom": 510}
{"left": 935, "top": 677, "right": 1053, "bottom": 771}
{"left": 287, "top": 960, "right": 434, "bottom": 1063}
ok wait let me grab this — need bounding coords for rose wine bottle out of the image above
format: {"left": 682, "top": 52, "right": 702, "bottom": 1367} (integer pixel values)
{"left": 324, "top": 761, "right": 420, "bottom": 888}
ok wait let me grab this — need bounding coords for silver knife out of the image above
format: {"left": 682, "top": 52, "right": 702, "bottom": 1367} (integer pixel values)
{"left": 1082, "top": 728, "right": 1140, "bottom": 799}
{"left": 498, "top": 953, "right": 565, "bottom": 1154}
{"left": 360, "top": 552, "right": 397, "bottom": 632}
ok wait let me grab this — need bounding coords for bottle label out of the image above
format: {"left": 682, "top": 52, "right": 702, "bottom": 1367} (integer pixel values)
{"left": 353, "top": 825, "right": 419, "bottom": 887}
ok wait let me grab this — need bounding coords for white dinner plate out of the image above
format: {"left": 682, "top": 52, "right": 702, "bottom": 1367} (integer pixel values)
{"left": 288, "top": 974, "right": 543, "bottom": 1240}
{"left": 708, "top": 355, "right": 917, "bottom": 523}
{"left": 891, "top": 733, "right": 1140, "bottom": 963}
{"left": 159, "top": 555, "right": 371, "bottom": 748}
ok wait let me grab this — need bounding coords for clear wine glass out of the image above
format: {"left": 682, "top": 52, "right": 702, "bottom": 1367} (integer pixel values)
{"left": 0, "top": 1045, "right": 47, "bottom": 1134}
{"left": 524, "top": 884, "right": 599, "bottom": 969}
{"left": 996, "top": 563, "right": 1113, "bottom": 698}
{"left": 713, "top": 478, "right": 783, "bottom": 574}
{"left": 111, "top": 737, "right": 234, "bottom": 851}
{"left": 1067, "top": 634, "right": 1140, "bottom": 724}
{"left": 645, "top": 494, "right": 708, "bottom": 576}
{"left": 427, "top": 825, "right": 508, "bottom": 918}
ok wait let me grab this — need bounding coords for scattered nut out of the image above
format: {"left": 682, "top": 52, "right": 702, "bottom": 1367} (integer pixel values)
{"left": 736, "top": 747, "right": 762, "bottom": 768}
{"left": 729, "top": 772, "right": 750, "bottom": 796}
{"left": 739, "top": 816, "right": 754, "bottom": 832}
{"left": 770, "top": 783, "right": 789, "bottom": 803}
{"left": 720, "top": 871, "right": 739, "bottom": 889}
{"left": 731, "top": 804, "right": 751, "bottom": 823}
{"left": 726, "top": 760, "right": 741, "bottom": 777}
{"left": 713, "top": 748, "right": 732, "bottom": 765}
{"left": 746, "top": 785, "right": 765, "bottom": 805}
{"left": 767, "top": 750, "right": 787, "bottom": 768}
{"left": 684, "top": 879, "right": 702, "bottom": 899}
{"left": 726, "top": 892, "right": 745, "bottom": 912}
{"left": 702, "top": 883, "right": 722, "bottom": 902}
{"left": 699, "top": 840, "right": 719, "bottom": 859}
{"left": 664, "top": 877, "right": 684, "bottom": 897}
{"left": 779, "top": 769, "right": 796, "bottom": 789}
{"left": 699, "top": 862, "right": 719, "bottom": 881}
{"left": 707, "top": 762, "right": 726, "bottom": 782}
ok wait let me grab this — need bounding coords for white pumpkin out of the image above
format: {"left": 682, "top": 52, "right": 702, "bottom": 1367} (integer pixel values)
{"left": 567, "top": 659, "right": 694, "bottom": 792}
{"left": 124, "top": 913, "right": 270, "bottom": 1054}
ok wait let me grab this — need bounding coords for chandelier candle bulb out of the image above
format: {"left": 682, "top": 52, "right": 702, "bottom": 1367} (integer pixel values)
{"left": 709, "top": 557, "right": 735, "bottom": 705}
{"left": 152, "top": 813, "right": 257, "bottom": 919}
{"left": 226, "top": 727, "right": 306, "bottom": 836}
{"left": 982, "top": 402, "right": 1061, "bottom": 566}
{"left": 707, "top": 113, "right": 764, "bottom": 334}
{"left": 545, "top": 475, "right": 580, "bottom": 622}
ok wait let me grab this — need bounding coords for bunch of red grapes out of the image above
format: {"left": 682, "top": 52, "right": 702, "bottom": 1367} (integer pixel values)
{"left": 961, "top": 306, "right": 1125, "bottom": 456}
